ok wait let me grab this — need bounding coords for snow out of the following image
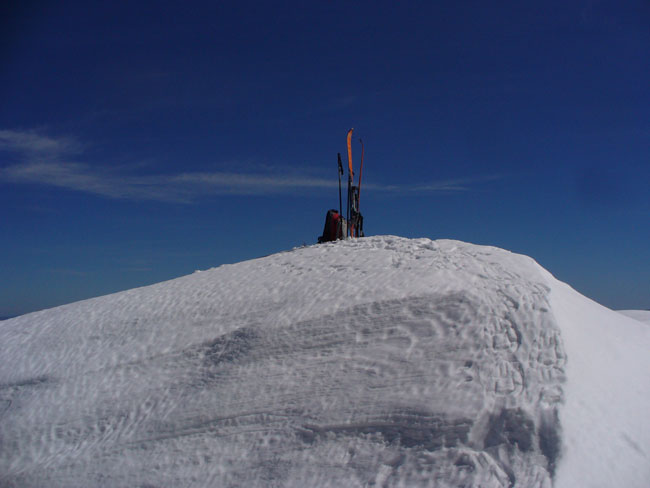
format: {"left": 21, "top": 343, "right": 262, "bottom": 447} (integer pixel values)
{"left": 1, "top": 236, "right": 648, "bottom": 487}
{"left": 618, "top": 310, "right": 650, "bottom": 325}
{"left": 547, "top": 282, "right": 650, "bottom": 488}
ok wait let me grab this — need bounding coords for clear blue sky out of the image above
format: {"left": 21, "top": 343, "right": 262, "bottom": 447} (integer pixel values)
{"left": 1, "top": 0, "right": 648, "bottom": 317}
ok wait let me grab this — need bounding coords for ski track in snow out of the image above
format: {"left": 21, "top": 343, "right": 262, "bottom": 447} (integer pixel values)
{"left": 0, "top": 236, "right": 644, "bottom": 487}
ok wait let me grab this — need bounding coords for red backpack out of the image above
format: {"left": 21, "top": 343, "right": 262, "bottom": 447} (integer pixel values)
{"left": 318, "top": 209, "right": 346, "bottom": 243}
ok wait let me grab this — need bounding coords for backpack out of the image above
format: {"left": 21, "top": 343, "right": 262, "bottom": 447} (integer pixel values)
{"left": 318, "top": 209, "right": 346, "bottom": 243}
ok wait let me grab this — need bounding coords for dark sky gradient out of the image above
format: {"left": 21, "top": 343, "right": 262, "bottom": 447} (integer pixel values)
{"left": 1, "top": 0, "right": 649, "bottom": 317}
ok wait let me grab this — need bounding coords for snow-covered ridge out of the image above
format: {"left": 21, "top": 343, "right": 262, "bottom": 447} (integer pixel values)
{"left": 1, "top": 236, "right": 649, "bottom": 487}
{"left": 618, "top": 309, "right": 650, "bottom": 324}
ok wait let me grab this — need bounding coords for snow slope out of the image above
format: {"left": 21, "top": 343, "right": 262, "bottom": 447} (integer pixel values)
{"left": 1, "top": 236, "right": 648, "bottom": 487}
{"left": 618, "top": 310, "right": 650, "bottom": 325}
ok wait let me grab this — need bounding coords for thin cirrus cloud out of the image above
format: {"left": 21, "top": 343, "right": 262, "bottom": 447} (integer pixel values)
{"left": 0, "top": 129, "right": 77, "bottom": 154}
{"left": 0, "top": 129, "right": 488, "bottom": 203}
{"left": 1, "top": 160, "right": 341, "bottom": 203}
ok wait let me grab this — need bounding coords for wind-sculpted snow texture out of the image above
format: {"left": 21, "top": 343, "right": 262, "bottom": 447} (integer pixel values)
{"left": 0, "top": 237, "right": 641, "bottom": 487}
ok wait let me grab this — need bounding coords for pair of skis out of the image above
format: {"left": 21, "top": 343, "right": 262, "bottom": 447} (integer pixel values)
{"left": 344, "top": 128, "right": 364, "bottom": 238}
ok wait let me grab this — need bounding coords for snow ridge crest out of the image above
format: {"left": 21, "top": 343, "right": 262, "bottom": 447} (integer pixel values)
{"left": 1, "top": 236, "right": 567, "bottom": 487}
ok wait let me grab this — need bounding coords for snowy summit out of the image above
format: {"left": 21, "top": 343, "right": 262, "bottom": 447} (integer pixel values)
{"left": 1, "top": 236, "right": 649, "bottom": 487}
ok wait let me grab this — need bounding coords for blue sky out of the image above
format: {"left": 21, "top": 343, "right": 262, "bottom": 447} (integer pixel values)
{"left": 1, "top": 0, "right": 648, "bottom": 317}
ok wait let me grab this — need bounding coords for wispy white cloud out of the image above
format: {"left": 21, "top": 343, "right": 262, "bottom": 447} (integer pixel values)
{"left": 173, "top": 171, "right": 339, "bottom": 192}
{"left": 2, "top": 161, "right": 193, "bottom": 202}
{"left": 0, "top": 129, "right": 78, "bottom": 156}
{"left": 1, "top": 161, "right": 343, "bottom": 203}
{"left": 364, "top": 174, "right": 503, "bottom": 193}
{"left": 0, "top": 129, "right": 499, "bottom": 203}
